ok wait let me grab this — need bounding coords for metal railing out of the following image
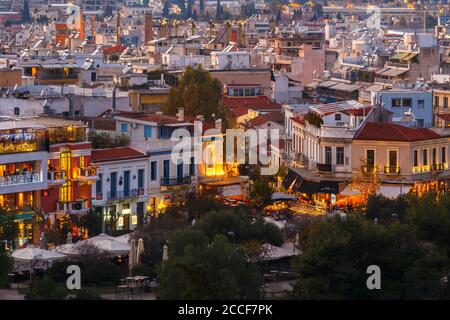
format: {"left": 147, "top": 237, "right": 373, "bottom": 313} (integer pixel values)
{"left": 160, "top": 176, "right": 192, "bottom": 186}
{"left": 56, "top": 199, "right": 88, "bottom": 213}
{"left": 384, "top": 166, "right": 400, "bottom": 174}
{"left": 431, "top": 163, "right": 446, "bottom": 171}
{"left": 363, "top": 165, "right": 377, "bottom": 173}
{"left": 317, "top": 163, "right": 333, "bottom": 172}
{"left": 107, "top": 189, "right": 139, "bottom": 201}
{"left": 0, "top": 173, "right": 41, "bottom": 187}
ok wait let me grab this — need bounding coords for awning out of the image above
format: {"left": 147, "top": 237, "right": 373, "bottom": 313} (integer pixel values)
{"left": 271, "top": 192, "right": 296, "bottom": 202}
{"left": 293, "top": 179, "right": 320, "bottom": 194}
{"left": 377, "top": 184, "right": 412, "bottom": 199}
{"left": 282, "top": 170, "right": 298, "bottom": 190}
{"left": 318, "top": 180, "right": 341, "bottom": 194}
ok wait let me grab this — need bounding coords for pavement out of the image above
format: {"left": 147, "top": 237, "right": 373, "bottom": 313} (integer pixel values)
{"left": 0, "top": 289, "right": 25, "bottom": 300}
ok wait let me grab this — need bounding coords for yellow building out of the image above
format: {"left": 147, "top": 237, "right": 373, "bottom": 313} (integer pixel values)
{"left": 129, "top": 89, "right": 169, "bottom": 113}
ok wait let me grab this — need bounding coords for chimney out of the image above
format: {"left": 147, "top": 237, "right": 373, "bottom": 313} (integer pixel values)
{"left": 196, "top": 115, "right": 204, "bottom": 121}
{"left": 215, "top": 118, "right": 222, "bottom": 131}
{"left": 144, "top": 12, "right": 153, "bottom": 45}
{"left": 177, "top": 108, "right": 184, "bottom": 121}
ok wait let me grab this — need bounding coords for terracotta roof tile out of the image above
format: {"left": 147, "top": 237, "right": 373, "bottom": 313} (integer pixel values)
{"left": 354, "top": 122, "right": 442, "bottom": 142}
{"left": 223, "top": 96, "right": 282, "bottom": 111}
{"left": 92, "top": 147, "right": 147, "bottom": 163}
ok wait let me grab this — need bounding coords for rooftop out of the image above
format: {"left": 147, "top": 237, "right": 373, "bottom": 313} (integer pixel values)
{"left": 354, "top": 122, "right": 442, "bottom": 142}
{"left": 91, "top": 147, "right": 147, "bottom": 163}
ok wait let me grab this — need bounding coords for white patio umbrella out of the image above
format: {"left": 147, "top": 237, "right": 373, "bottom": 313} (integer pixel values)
{"left": 129, "top": 239, "right": 136, "bottom": 276}
{"left": 85, "top": 234, "right": 130, "bottom": 255}
{"left": 115, "top": 233, "right": 132, "bottom": 244}
{"left": 54, "top": 234, "right": 131, "bottom": 256}
{"left": 136, "top": 238, "right": 144, "bottom": 265}
{"left": 12, "top": 247, "right": 66, "bottom": 261}
{"left": 162, "top": 244, "right": 168, "bottom": 261}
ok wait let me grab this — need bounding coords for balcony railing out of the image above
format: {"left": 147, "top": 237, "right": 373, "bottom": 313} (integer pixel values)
{"left": 363, "top": 165, "right": 377, "bottom": 173}
{"left": 161, "top": 176, "right": 192, "bottom": 186}
{"left": 48, "top": 170, "right": 66, "bottom": 182}
{"left": 317, "top": 163, "right": 333, "bottom": 172}
{"left": 56, "top": 199, "right": 89, "bottom": 214}
{"left": 0, "top": 173, "right": 41, "bottom": 187}
{"left": 384, "top": 166, "right": 400, "bottom": 174}
{"left": 431, "top": 163, "right": 445, "bottom": 171}
{"left": 107, "top": 188, "right": 140, "bottom": 201}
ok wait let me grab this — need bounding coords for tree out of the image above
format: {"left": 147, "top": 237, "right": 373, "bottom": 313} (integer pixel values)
{"left": 0, "top": 209, "right": 18, "bottom": 246}
{"left": 312, "top": 3, "right": 323, "bottom": 18}
{"left": 366, "top": 194, "right": 408, "bottom": 223}
{"left": 26, "top": 276, "right": 67, "bottom": 300}
{"left": 197, "top": 208, "right": 283, "bottom": 246}
{"left": 305, "top": 111, "right": 323, "bottom": 128}
{"left": 240, "top": 3, "right": 257, "bottom": 18}
{"left": 249, "top": 177, "right": 274, "bottom": 212}
{"left": 21, "top": 0, "right": 31, "bottom": 23}
{"left": 199, "top": 0, "right": 204, "bottom": 16}
{"left": 0, "top": 246, "right": 13, "bottom": 286}
{"left": 406, "top": 192, "right": 450, "bottom": 253}
{"left": 162, "top": 1, "right": 170, "bottom": 17}
{"left": 186, "top": 0, "right": 192, "bottom": 18}
{"left": 78, "top": 209, "right": 103, "bottom": 237}
{"left": 276, "top": 9, "right": 282, "bottom": 22}
{"left": 292, "top": 217, "right": 423, "bottom": 299}
{"left": 163, "top": 66, "right": 230, "bottom": 123}
{"left": 347, "top": 158, "right": 380, "bottom": 204}
{"left": 157, "top": 231, "right": 262, "bottom": 299}
{"left": 215, "top": 0, "right": 222, "bottom": 20}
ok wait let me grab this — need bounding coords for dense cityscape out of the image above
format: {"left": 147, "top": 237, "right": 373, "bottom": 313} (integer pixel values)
{"left": 0, "top": 0, "right": 450, "bottom": 306}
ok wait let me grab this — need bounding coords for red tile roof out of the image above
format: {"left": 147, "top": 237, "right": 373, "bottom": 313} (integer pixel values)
{"left": 343, "top": 106, "right": 373, "bottom": 116}
{"left": 103, "top": 45, "right": 127, "bottom": 56}
{"left": 91, "top": 147, "right": 147, "bottom": 163}
{"left": 230, "top": 106, "right": 249, "bottom": 117}
{"left": 246, "top": 115, "right": 270, "bottom": 128}
{"left": 223, "top": 96, "right": 282, "bottom": 111}
{"left": 354, "top": 122, "right": 442, "bottom": 142}
{"left": 291, "top": 116, "right": 305, "bottom": 125}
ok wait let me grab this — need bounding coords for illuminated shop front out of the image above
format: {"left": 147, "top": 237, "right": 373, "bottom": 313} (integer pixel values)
{"left": 102, "top": 203, "right": 140, "bottom": 232}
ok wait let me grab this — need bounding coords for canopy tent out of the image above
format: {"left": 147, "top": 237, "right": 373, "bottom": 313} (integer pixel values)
{"left": 54, "top": 234, "right": 131, "bottom": 256}
{"left": 271, "top": 192, "right": 296, "bottom": 202}
{"left": 11, "top": 247, "right": 66, "bottom": 261}
{"left": 261, "top": 243, "right": 297, "bottom": 261}
{"left": 283, "top": 168, "right": 345, "bottom": 195}
{"left": 115, "top": 233, "right": 132, "bottom": 244}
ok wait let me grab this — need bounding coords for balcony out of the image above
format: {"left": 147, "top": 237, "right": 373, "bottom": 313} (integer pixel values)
{"left": 0, "top": 173, "right": 41, "bottom": 187}
{"left": 431, "top": 163, "right": 446, "bottom": 172}
{"left": 106, "top": 188, "right": 143, "bottom": 201}
{"left": 317, "top": 163, "right": 333, "bottom": 172}
{"left": 47, "top": 170, "right": 66, "bottom": 185}
{"left": 384, "top": 166, "right": 400, "bottom": 174}
{"left": 160, "top": 176, "right": 192, "bottom": 187}
{"left": 76, "top": 166, "right": 99, "bottom": 184}
{"left": 56, "top": 199, "right": 89, "bottom": 215}
{"left": 362, "top": 165, "right": 377, "bottom": 173}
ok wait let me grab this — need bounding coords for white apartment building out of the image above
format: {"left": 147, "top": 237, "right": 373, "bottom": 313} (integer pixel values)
{"left": 91, "top": 147, "right": 149, "bottom": 232}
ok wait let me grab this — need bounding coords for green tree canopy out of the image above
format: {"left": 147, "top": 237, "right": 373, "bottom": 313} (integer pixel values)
{"left": 249, "top": 177, "right": 274, "bottom": 212}
{"left": 292, "top": 217, "right": 424, "bottom": 299}
{"left": 162, "top": 66, "right": 229, "bottom": 124}
{"left": 157, "top": 230, "right": 262, "bottom": 299}
{"left": 197, "top": 208, "right": 283, "bottom": 246}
